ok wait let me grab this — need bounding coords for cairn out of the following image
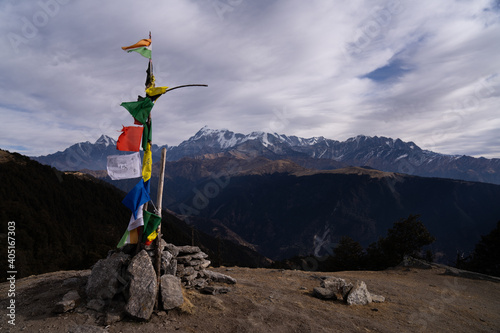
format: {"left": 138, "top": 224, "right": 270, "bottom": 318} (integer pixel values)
{"left": 60, "top": 240, "right": 236, "bottom": 324}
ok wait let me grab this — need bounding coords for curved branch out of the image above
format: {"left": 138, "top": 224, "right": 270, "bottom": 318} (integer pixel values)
{"left": 165, "top": 84, "right": 208, "bottom": 93}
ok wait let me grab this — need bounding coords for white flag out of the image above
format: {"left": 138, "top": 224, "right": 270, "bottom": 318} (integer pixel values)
{"left": 107, "top": 152, "right": 142, "bottom": 180}
{"left": 128, "top": 204, "right": 144, "bottom": 230}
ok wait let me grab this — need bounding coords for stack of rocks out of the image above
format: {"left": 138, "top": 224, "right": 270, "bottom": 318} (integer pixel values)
{"left": 146, "top": 240, "right": 236, "bottom": 289}
{"left": 69, "top": 240, "right": 236, "bottom": 323}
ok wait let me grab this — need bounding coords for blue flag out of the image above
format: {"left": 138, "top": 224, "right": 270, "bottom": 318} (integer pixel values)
{"left": 122, "top": 179, "right": 151, "bottom": 219}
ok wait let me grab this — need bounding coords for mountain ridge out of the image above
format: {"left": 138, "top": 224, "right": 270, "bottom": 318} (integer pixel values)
{"left": 31, "top": 127, "right": 500, "bottom": 184}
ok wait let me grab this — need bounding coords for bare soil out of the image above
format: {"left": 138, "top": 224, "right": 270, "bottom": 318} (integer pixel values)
{"left": 1, "top": 265, "right": 499, "bottom": 332}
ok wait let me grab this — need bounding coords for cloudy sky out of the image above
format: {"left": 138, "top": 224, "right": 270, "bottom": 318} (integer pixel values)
{"left": 1, "top": 0, "right": 499, "bottom": 158}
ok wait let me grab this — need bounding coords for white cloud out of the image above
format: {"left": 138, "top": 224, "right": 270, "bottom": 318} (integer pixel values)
{"left": 0, "top": 0, "right": 499, "bottom": 158}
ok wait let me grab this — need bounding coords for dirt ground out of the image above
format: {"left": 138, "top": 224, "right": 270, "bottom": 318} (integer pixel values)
{"left": 1, "top": 265, "right": 499, "bottom": 333}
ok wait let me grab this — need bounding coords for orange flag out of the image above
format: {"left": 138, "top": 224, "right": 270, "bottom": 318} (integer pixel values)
{"left": 116, "top": 126, "right": 144, "bottom": 152}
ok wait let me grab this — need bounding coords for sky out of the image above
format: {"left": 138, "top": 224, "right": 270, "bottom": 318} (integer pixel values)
{"left": 1, "top": 0, "right": 499, "bottom": 158}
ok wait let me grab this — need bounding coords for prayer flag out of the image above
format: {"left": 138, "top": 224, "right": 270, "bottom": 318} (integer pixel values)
{"left": 128, "top": 204, "right": 145, "bottom": 230}
{"left": 117, "top": 228, "right": 139, "bottom": 248}
{"left": 120, "top": 98, "right": 154, "bottom": 125}
{"left": 122, "top": 179, "right": 151, "bottom": 219}
{"left": 146, "top": 85, "right": 169, "bottom": 102}
{"left": 142, "top": 210, "right": 162, "bottom": 243}
{"left": 107, "top": 152, "right": 142, "bottom": 180}
{"left": 142, "top": 121, "right": 152, "bottom": 152}
{"left": 116, "top": 126, "right": 143, "bottom": 152}
{"left": 142, "top": 142, "right": 152, "bottom": 182}
{"left": 121, "top": 38, "right": 152, "bottom": 59}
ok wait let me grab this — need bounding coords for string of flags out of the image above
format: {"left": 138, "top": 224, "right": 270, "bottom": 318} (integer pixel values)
{"left": 109, "top": 36, "right": 168, "bottom": 248}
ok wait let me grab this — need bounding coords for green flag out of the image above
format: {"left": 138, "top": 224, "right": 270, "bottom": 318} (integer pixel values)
{"left": 120, "top": 97, "right": 154, "bottom": 125}
{"left": 143, "top": 210, "right": 162, "bottom": 243}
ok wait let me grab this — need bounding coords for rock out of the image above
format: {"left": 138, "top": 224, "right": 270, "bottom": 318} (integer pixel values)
{"left": 164, "top": 243, "right": 180, "bottom": 257}
{"left": 192, "top": 278, "right": 209, "bottom": 289}
{"left": 124, "top": 250, "right": 158, "bottom": 320}
{"left": 200, "top": 286, "right": 231, "bottom": 295}
{"left": 191, "top": 251, "right": 209, "bottom": 260}
{"left": 371, "top": 294, "right": 385, "bottom": 303}
{"left": 201, "top": 270, "right": 237, "bottom": 284}
{"left": 312, "top": 287, "right": 337, "bottom": 300}
{"left": 346, "top": 280, "right": 372, "bottom": 305}
{"left": 104, "top": 311, "right": 124, "bottom": 325}
{"left": 160, "top": 275, "right": 184, "bottom": 310}
{"left": 62, "top": 277, "right": 80, "bottom": 287}
{"left": 177, "top": 245, "right": 202, "bottom": 254}
{"left": 86, "top": 299, "right": 106, "bottom": 312}
{"left": 320, "top": 277, "right": 353, "bottom": 300}
{"left": 86, "top": 252, "right": 130, "bottom": 300}
{"left": 53, "top": 290, "right": 81, "bottom": 313}
{"left": 176, "top": 255, "right": 193, "bottom": 264}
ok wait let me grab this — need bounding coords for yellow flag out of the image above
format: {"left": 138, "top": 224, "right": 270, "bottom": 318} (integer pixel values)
{"left": 142, "top": 143, "right": 152, "bottom": 182}
{"left": 146, "top": 86, "right": 168, "bottom": 97}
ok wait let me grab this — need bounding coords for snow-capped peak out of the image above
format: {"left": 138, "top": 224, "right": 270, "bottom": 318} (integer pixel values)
{"left": 95, "top": 135, "right": 116, "bottom": 146}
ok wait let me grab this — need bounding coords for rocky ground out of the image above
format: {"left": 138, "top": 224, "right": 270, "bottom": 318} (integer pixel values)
{"left": 1, "top": 264, "right": 499, "bottom": 332}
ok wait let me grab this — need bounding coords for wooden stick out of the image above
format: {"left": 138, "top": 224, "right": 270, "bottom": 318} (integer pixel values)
{"left": 154, "top": 147, "right": 167, "bottom": 309}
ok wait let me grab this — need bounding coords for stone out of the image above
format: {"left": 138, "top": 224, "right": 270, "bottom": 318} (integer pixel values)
{"left": 177, "top": 245, "right": 201, "bottom": 254}
{"left": 371, "top": 293, "right": 385, "bottom": 303}
{"left": 346, "top": 280, "right": 372, "bottom": 305}
{"left": 86, "top": 252, "right": 130, "bottom": 300}
{"left": 53, "top": 290, "right": 81, "bottom": 313}
{"left": 192, "top": 278, "right": 209, "bottom": 289}
{"left": 104, "top": 312, "right": 124, "bottom": 325}
{"left": 320, "top": 277, "right": 353, "bottom": 300}
{"left": 164, "top": 243, "right": 180, "bottom": 257}
{"left": 312, "top": 287, "right": 337, "bottom": 300}
{"left": 86, "top": 299, "right": 106, "bottom": 312}
{"left": 176, "top": 255, "right": 193, "bottom": 264}
{"left": 200, "top": 286, "right": 231, "bottom": 295}
{"left": 191, "top": 251, "right": 209, "bottom": 260}
{"left": 160, "top": 275, "right": 184, "bottom": 310}
{"left": 201, "top": 270, "right": 237, "bottom": 284}
{"left": 124, "top": 250, "right": 158, "bottom": 320}
{"left": 163, "top": 258, "right": 177, "bottom": 276}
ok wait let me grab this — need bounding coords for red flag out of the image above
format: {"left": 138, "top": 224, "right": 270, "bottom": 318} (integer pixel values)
{"left": 116, "top": 126, "right": 144, "bottom": 152}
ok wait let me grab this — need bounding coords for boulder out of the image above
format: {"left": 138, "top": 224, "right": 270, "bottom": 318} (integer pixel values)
{"left": 320, "top": 277, "right": 353, "bottom": 300}
{"left": 160, "top": 275, "right": 184, "bottom": 310}
{"left": 312, "top": 287, "right": 337, "bottom": 300}
{"left": 346, "top": 280, "right": 372, "bottom": 305}
{"left": 201, "top": 270, "right": 237, "bottom": 284}
{"left": 86, "top": 252, "right": 130, "bottom": 300}
{"left": 164, "top": 243, "right": 180, "bottom": 257}
{"left": 53, "top": 290, "right": 81, "bottom": 313}
{"left": 124, "top": 250, "right": 158, "bottom": 320}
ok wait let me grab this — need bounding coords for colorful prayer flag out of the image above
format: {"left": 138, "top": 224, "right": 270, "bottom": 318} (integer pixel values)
{"left": 122, "top": 179, "right": 151, "bottom": 219}
{"left": 120, "top": 98, "right": 154, "bottom": 125}
{"left": 142, "top": 142, "right": 152, "bottom": 182}
{"left": 107, "top": 152, "right": 142, "bottom": 180}
{"left": 128, "top": 204, "right": 145, "bottom": 230}
{"left": 117, "top": 228, "right": 139, "bottom": 248}
{"left": 146, "top": 85, "right": 169, "bottom": 102}
{"left": 142, "top": 120, "right": 152, "bottom": 152}
{"left": 121, "top": 38, "right": 152, "bottom": 59}
{"left": 142, "top": 210, "right": 162, "bottom": 243}
{"left": 116, "top": 126, "right": 144, "bottom": 152}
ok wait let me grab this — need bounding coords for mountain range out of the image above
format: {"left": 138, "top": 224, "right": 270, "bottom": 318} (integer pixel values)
{"left": 33, "top": 126, "right": 500, "bottom": 185}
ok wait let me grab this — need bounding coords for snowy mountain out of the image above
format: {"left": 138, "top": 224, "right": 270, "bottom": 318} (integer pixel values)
{"left": 32, "top": 135, "right": 166, "bottom": 171}
{"left": 165, "top": 127, "right": 500, "bottom": 184}
{"left": 32, "top": 127, "right": 500, "bottom": 184}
